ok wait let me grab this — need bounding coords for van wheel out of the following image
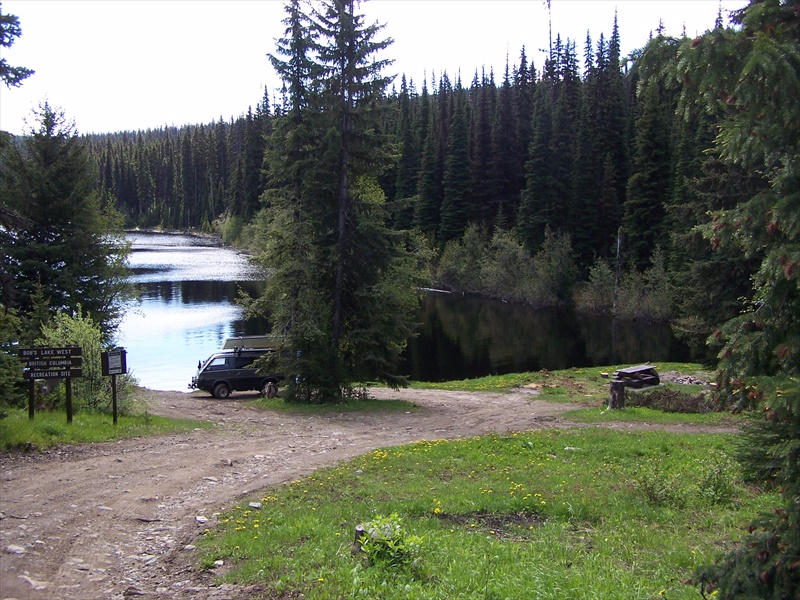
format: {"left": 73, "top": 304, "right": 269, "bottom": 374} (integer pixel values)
{"left": 213, "top": 383, "right": 231, "bottom": 399}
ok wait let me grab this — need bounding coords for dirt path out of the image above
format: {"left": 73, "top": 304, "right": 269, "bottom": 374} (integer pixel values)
{"left": 0, "top": 387, "right": 732, "bottom": 599}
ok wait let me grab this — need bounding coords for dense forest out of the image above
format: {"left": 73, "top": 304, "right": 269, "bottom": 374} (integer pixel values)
{"left": 77, "top": 10, "right": 764, "bottom": 350}
{"left": 86, "top": 20, "right": 635, "bottom": 260}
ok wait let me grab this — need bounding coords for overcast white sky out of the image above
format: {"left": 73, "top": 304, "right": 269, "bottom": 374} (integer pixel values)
{"left": 0, "top": 0, "right": 747, "bottom": 136}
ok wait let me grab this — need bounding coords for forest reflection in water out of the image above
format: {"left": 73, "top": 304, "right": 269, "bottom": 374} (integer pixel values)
{"left": 402, "top": 291, "right": 690, "bottom": 382}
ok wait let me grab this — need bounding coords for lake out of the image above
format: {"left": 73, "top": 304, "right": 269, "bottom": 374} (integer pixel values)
{"left": 116, "top": 232, "right": 690, "bottom": 391}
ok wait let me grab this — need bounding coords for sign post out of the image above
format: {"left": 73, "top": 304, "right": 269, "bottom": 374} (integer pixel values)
{"left": 20, "top": 347, "right": 83, "bottom": 422}
{"left": 102, "top": 348, "right": 127, "bottom": 425}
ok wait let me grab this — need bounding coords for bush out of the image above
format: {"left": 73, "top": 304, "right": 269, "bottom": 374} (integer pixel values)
{"left": 357, "top": 513, "right": 423, "bottom": 569}
{"left": 530, "top": 228, "right": 578, "bottom": 306}
{"left": 436, "top": 224, "right": 484, "bottom": 292}
{"left": 36, "top": 308, "right": 138, "bottom": 413}
{"left": 616, "top": 247, "right": 673, "bottom": 322}
{"left": 626, "top": 387, "right": 716, "bottom": 413}
{"left": 221, "top": 214, "right": 244, "bottom": 245}
{"left": 480, "top": 229, "right": 537, "bottom": 302}
{"left": 435, "top": 226, "right": 578, "bottom": 308}
{"left": 0, "top": 309, "right": 25, "bottom": 409}
{"left": 574, "top": 258, "right": 616, "bottom": 314}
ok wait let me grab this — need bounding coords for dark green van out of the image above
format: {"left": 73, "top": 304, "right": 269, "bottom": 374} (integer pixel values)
{"left": 190, "top": 348, "right": 281, "bottom": 398}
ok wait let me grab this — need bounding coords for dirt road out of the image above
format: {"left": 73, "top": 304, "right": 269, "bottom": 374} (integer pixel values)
{"left": 1, "top": 386, "right": 589, "bottom": 599}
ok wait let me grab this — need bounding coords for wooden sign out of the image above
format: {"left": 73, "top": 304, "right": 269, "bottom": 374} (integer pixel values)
{"left": 19, "top": 347, "right": 83, "bottom": 379}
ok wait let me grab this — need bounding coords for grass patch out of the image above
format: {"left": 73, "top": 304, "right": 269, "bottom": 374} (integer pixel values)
{"left": 199, "top": 428, "right": 773, "bottom": 599}
{"left": 0, "top": 408, "right": 210, "bottom": 451}
{"left": 565, "top": 405, "right": 745, "bottom": 427}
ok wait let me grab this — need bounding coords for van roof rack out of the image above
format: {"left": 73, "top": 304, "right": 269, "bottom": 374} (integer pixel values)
{"left": 221, "top": 336, "right": 281, "bottom": 350}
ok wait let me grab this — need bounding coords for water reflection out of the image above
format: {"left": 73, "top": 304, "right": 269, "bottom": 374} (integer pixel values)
{"left": 401, "top": 292, "right": 690, "bottom": 382}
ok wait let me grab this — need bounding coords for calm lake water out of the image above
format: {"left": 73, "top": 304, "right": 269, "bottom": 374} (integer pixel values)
{"left": 116, "top": 232, "right": 690, "bottom": 391}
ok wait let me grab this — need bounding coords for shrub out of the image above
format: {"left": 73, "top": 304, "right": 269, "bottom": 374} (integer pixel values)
{"left": 631, "top": 450, "right": 739, "bottom": 509}
{"left": 574, "top": 258, "right": 616, "bottom": 314}
{"left": 436, "top": 224, "right": 484, "bottom": 292}
{"left": 221, "top": 214, "right": 244, "bottom": 245}
{"left": 480, "top": 229, "right": 537, "bottom": 302}
{"left": 616, "top": 247, "right": 673, "bottom": 322}
{"left": 531, "top": 228, "right": 578, "bottom": 306}
{"left": 357, "top": 513, "right": 423, "bottom": 569}
{"left": 0, "top": 309, "right": 25, "bottom": 409}
{"left": 626, "top": 387, "right": 716, "bottom": 413}
{"left": 36, "top": 308, "right": 138, "bottom": 413}
{"left": 631, "top": 461, "right": 689, "bottom": 508}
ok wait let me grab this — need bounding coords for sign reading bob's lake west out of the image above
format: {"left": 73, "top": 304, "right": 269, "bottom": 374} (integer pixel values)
{"left": 20, "top": 347, "right": 83, "bottom": 379}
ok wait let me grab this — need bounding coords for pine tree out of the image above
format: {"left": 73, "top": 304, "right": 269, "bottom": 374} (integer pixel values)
{"left": 622, "top": 74, "right": 671, "bottom": 270}
{"left": 672, "top": 2, "right": 800, "bottom": 596}
{"left": 490, "top": 61, "right": 522, "bottom": 229}
{"left": 415, "top": 78, "right": 444, "bottom": 237}
{"left": 257, "top": 0, "right": 422, "bottom": 402}
{"left": 0, "top": 102, "right": 131, "bottom": 336}
{"left": 0, "top": 4, "right": 33, "bottom": 87}
{"left": 439, "top": 83, "right": 472, "bottom": 242}
{"left": 514, "top": 46, "right": 535, "bottom": 178}
{"left": 517, "top": 80, "right": 554, "bottom": 251}
{"left": 393, "top": 75, "right": 420, "bottom": 229}
{"left": 470, "top": 69, "right": 495, "bottom": 226}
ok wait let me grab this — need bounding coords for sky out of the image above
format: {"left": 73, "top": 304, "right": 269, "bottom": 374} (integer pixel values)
{"left": 0, "top": 0, "right": 748, "bottom": 136}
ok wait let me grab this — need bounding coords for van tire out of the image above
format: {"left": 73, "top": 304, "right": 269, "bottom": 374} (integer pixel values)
{"left": 213, "top": 383, "right": 231, "bottom": 399}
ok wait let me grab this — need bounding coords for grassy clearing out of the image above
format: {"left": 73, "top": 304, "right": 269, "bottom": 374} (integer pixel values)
{"left": 565, "top": 406, "right": 743, "bottom": 427}
{"left": 199, "top": 427, "right": 772, "bottom": 599}
{"left": 411, "top": 362, "right": 709, "bottom": 398}
{"left": 0, "top": 408, "right": 210, "bottom": 451}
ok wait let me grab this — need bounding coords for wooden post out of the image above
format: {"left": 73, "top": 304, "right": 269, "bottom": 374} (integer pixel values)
{"left": 112, "top": 374, "right": 118, "bottom": 425}
{"left": 66, "top": 378, "right": 73, "bottom": 424}
{"left": 28, "top": 379, "right": 35, "bottom": 420}
{"left": 609, "top": 379, "right": 626, "bottom": 410}
{"left": 614, "top": 226, "right": 623, "bottom": 312}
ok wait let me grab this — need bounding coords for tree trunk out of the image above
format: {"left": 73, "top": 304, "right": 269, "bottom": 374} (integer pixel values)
{"left": 608, "top": 379, "right": 626, "bottom": 410}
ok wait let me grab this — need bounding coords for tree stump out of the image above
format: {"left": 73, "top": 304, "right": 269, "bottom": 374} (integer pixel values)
{"left": 608, "top": 379, "right": 626, "bottom": 410}
{"left": 351, "top": 524, "right": 366, "bottom": 555}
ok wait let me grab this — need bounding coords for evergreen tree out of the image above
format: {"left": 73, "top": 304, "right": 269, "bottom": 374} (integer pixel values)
{"left": 257, "top": 0, "right": 422, "bottom": 402}
{"left": 415, "top": 79, "right": 443, "bottom": 237}
{"left": 470, "top": 69, "right": 495, "bottom": 225}
{"left": 0, "top": 3, "right": 33, "bottom": 87}
{"left": 671, "top": 2, "right": 800, "bottom": 596}
{"left": 0, "top": 102, "right": 131, "bottom": 336}
{"left": 490, "top": 61, "right": 522, "bottom": 229}
{"left": 514, "top": 46, "right": 535, "bottom": 177}
{"left": 393, "top": 74, "right": 420, "bottom": 229}
{"left": 622, "top": 74, "right": 671, "bottom": 270}
{"left": 518, "top": 75, "right": 554, "bottom": 251}
{"left": 439, "top": 83, "right": 472, "bottom": 242}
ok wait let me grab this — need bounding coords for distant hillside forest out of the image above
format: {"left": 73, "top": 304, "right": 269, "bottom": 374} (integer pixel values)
{"left": 81, "top": 14, "right": 765, "bottom": 347}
